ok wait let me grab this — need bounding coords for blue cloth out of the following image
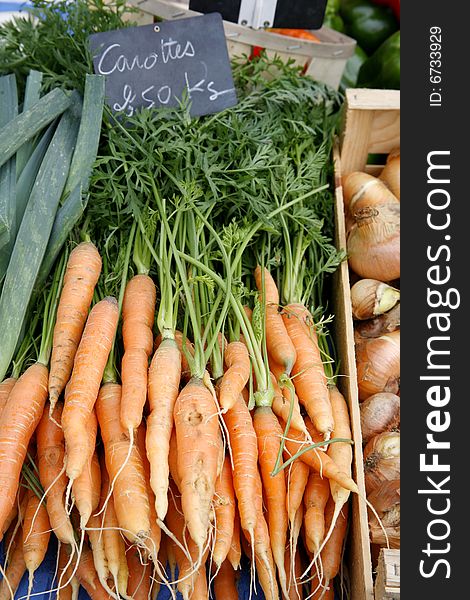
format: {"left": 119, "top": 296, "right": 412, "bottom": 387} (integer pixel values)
{"left": 1, "top": 540, "right": 265, "bottom": 600}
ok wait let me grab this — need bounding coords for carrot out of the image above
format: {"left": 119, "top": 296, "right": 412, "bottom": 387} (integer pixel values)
{"left": 0, "top": 377, "right": 16, "bottom": 417}
{"left": 285, "top": 458, "right": 310, "bottom": 527}
{"left": 226, "top": 508, "right": 241, "bottom": 571}
{"left": 282, "top": 303, "right": 333, "bottom": 438}
{"left": 154, "top": 330, "right": 194, "bottom": 382}
{"left": 72, "top": 410, "right": 99, "bottom": 529}
{"left": 218, "top": 341, "right": 251, "bottom": 412}
{"left": 280, "top": 420, "right": 358, "bottom": 494}
{"left": 189, "top": 562, "right": 208, "bottom": 600}
{"left": 146, "top": 336, "right": 181, "bottom": 521}
{"left": 174, "top": 374, "right": 219, "bottom": 555}
{"left": 136, "top": 423, "right": 162, "bottom": 563}
{"left": 57, "top": 543, "right": 76, "bottom": 600}
{"left": 254, "top": 266, "right": 296, "bottom": 376}
{"left": 22, "top": 490, "right": 51, "bottom": 596}
{"left": 0, "top": 362, "right": 48, "bottom": 532}
{"left": 212, "top": 457, "right": 236, "bottom": 569}
{"left": 0, "top": 530, "right": 26, "bottom": 600}
{"left": 303, "top": 471, "right": 330, "bottom": 555}
{"left": 315, "top": 496, "right": 349, "bottom": 589}
{"left": 95, "top": 382, "right": 150, "bottom": 546}
{"left": 102, "top": 482, "right": 128, "bottom": 597}
{"left": 69, "top": 542, "right": 114, "bottom": 600}
{"left": 48, "top": 241, "right": 102, "bottom": 414}
{"left": 284, "top": 545, "right": 303, "bottom": 600}
{"left": 222, "top": 394, "right": 259, "bottom": 545}
{"left": 309, "top": 574, "right": 335, "bottom": 600}
{"left": 120, "top": 273, "right": 156, "bottom": 432}
{"left": 126, "top": 545, "right": 151, "bottom": 600}
{"left": 0, "top": 487, "right": 25, "bottom": 543}
{"left": 168, "top": 428, "right": 182, "bottom": 492}
{"left": 36, "top": 402, "right": 75, "bottom": 545}
{"left": 62, "top": 296, "right": 119, "bottom": 482}
{"left": 253, "top": 406, "right": 289, "bottom": 598}
{"left": 270, "top": 370, "right": 306, "bottom": 434}
{"left": 327, "top": 386, "right": 353, "bottom": 511}
{"left": 213, "top": 559, "right": 238, "bottom": 600}
{"left": 165, "top": 485, "right": 205, "bottom": 600}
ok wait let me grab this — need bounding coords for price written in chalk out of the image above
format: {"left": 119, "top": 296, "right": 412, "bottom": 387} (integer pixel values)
{"left": 89, "top": 13, "right": 237, "bottom": 118}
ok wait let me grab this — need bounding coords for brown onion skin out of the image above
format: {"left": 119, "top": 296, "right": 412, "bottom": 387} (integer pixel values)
{"left": 351, "top": 279, "right": 400, "bottom": 321}
{"left": 355, "top": 304, "right": 400, "bottom": 339}
{"left": 364, "top": 431, "right": 400, "bottom": 495}
{"left": 380, "top": 154, "right": 400, "bottom": 200}
{"left": 343, "top": 172, "right": 399, "bottom": 213}
{"left": 360, "top": 392, "right": 400, "bottom": 443}
{"left": 347, "top": 204, "right": 400, "bottom": 282}
{"left": 355, "top": 330, "right": 400, "bottom": 401}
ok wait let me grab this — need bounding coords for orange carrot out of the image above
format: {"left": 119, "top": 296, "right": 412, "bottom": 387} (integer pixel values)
{"left": 62, "top": 296, "right": 119, "bottom": 482}
{"left": 223, "top": 394, "right": 259, "bottom": 545}
{"left": 136, "top": 423, "right": 162, "bottom": 563}
{"left": 146, "top": 336, "right": 181, "bottom": 521}
{"left": 190, "top": 562, "right": 208, "bottom": 600}
{"left": 304, "top": 471, "right": 330, "bottom": 555}
{"left": 23, "top": 490, "right": 51, "bottom": 595}
{"left": 69, "top": 542, "right": 114, "bottom": 600}
{"left": 49, "top": 241, "right": 102, "bottom": 413}
{"left": 72, "top": 409, "right": 99, "bottom": 529}
{"left": 282, "top": 303, "right": 333, "bottom": 438}
{"left": 327, "top": 386, "right": 353, "bottom": 511}
{"left": 95, "top": 382, "right": 150, "bottom": 546}
{"left": 254, "top": 265, "right": 296, "bottom": 376}
{"left": 270, "top": 370, "right": 306, "bottom": 434}
{"left": 309, "top": 574, "right": 335, "bottom": 600}
{"left": 219, "top": 341, "right": 251, "bottom": 412}
{"left": 155, "top": 330, "right": 194, "bottom": 382}
{"left": 213, "top": 457, "right": 236, "bottom": 569}
{"left": 213, "top": 559, "right": 238, "bottom": 600}
{"left": 316, "top": 496, "right": 349, "bottom": 587}
{"left": 0, "top": 363, "right": 48, "bottom": 532}
{"left": 168, "top": 428, "right": 182, "bottom": 492}
{"left": 253, "top": 406, "right": 289, "bottom": 598}
{"left": 102, "top": 484, "right": 128, "bottom": 597}
{"left": 57, "top": 543, "right": 75, "bottom": 600}
{"left": 227, "top": 508, "right": 242, "bottom": 571}
{"left": 286, "top": 458, "right": 310, "bottom": 527}
{"left": 174, "top": 375, "right": 219, "bottom": 555}
{"left": 0, "top": 377, "right": 16, "bottom": 418}
{"left": 120, "top": 274, "right": 156, "bottom": 432}
{"left": 284, "top": 545, "right": 303, "bottom": 600}
{"left": 281, "top": 421, "right": 358, "bottom": 494}
{"left": 0, "top": 487, "right": 25, "bottom": 543}
{"left": 126, "top": 545, "right": 151, "bottom": 600}
{"left": 36, "top": 402, "right": 75, "bottom": 545}
{"left": 0, "top": 530, "right": 26, "bottom": 600}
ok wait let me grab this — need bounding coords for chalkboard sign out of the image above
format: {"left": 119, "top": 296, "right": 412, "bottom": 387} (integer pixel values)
{"left": 89, "top": 13, "right": 237, "bottom": 118}
{"left": 189, "top": 0, "right": 327, "bottom": 30}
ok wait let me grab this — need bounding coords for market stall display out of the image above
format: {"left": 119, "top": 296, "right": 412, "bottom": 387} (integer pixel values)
{"left": 0, "top": 2, "right": 400, "bottom": 599}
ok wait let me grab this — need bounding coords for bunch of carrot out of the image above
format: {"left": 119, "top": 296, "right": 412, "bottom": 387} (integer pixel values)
{"left": 0, "top": 219, "right": 356, "bottom": 600}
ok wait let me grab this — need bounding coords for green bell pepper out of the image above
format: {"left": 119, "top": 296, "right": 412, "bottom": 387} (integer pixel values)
{"left": 323, "top": 0, "right": 345, "bottom": 32}
{"left": 340, "top": 0, "right": 399, "bottom": 54}
{"left": 357, "top": 30, "right": 400, "bottom": 89}
{"left": 340, "top": 45, "right": 368, "bottom": 91}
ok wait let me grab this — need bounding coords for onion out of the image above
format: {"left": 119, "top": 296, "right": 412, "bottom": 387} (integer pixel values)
{"left": 351, "top": 279, "right": 400, "bottom": 320}
{"left": 363, "top": 431, "right": 400, "bottom": 495}
{"left": 347, "top": 203, "right": 400, "bottom": 282}
{"left": 368, "top": 479, "right": 400, "bottom": 548}
{"left": 380, "top": 153, "right": 400, "bottom": 200}
{"left": 355, "top": 330, "right": 400, "bottom": 401}
{"left": 343, "top": 172, "right": 399, "bottom": 213}
{"left": 355, "top": 303, "right": 400, "bottom": 339}
{"left": 360, "top": 392, "right": 400, "bottom": 442}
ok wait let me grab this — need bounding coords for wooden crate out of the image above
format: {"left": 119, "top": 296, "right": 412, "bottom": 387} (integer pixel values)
{"left": 126, "top": 0, "right": 356, "bottom": 89}
{"left": 339, "top": 88, "right": 400, "bottom": 176}
{"left": 333, "top": 88, "right": 401, "bottom": 600}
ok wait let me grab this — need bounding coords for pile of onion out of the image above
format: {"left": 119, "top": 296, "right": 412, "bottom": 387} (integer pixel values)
{"left": 363, "top": 431, "right": 400, "bottom": 495}
{"left": 360, "top": 392, "right": 400, "bottom": 444}
{"left": 355, "top": 330, "right": 400, "bottom": 401}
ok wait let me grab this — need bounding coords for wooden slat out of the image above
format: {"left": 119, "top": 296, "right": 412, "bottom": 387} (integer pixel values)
{"left": 332, "top": 144, "right": 374, "bottom": 600}
{"left": 340, "top": 88, "right": 400, "bottom": 175}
